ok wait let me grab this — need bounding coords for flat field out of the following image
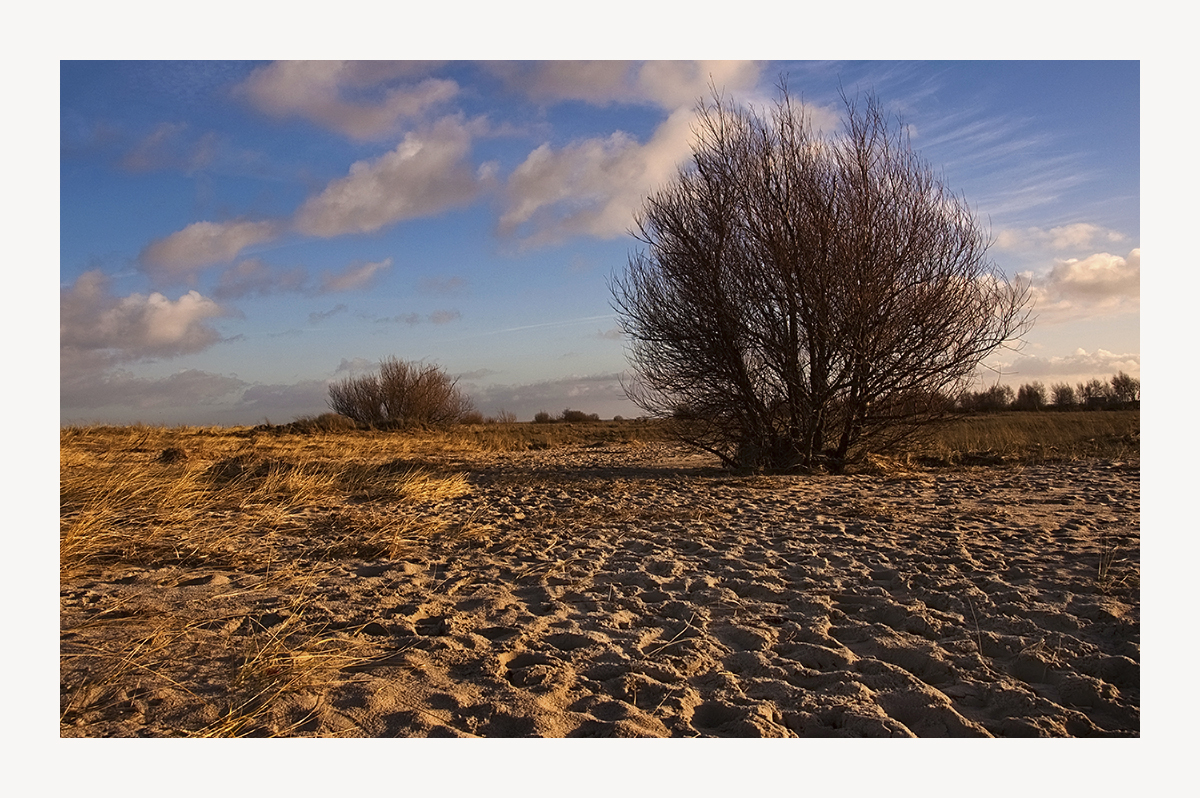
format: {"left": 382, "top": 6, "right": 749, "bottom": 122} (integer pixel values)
{"left": 60, "top": 412, "right": 1139, "bottom": 737}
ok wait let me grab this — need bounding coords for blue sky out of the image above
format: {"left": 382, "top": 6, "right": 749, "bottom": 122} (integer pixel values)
{"left": 60, "top": 59, "right": 1140, "bottom": 425}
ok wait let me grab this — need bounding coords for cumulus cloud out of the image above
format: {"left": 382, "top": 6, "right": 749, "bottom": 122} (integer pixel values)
{"left": 319, "top": 257, "right": 392, "bottom": 293}
{"left": 293, "top": 117, "right": 486, "bottom": 237}
{"left": 61, "top": 270, "right": 226, "bottom": 362}
{"left": 334, "top": 357, "right": 375, "bottom": 375}
{"left": 499, "top": 106, "right": 698, "bottom": 245}
{"left": 140, "top": 219, "right": 282, "bottom": 279}
{"left": 995, "top": 223, "right": 1128, "bottom": 252}
{"left": 235, "top": 61, "right": 457, "bottom": 141}
{"left": 989, "top": 348, "right": 1140, "bottom": 382}
{"left": 489, "top": 60, "right": 762, "bottom": 111}
{"left": 487, "top": 61, "right": 784, "bottom": 248}
{"left": 1022, "top": 248, "right": 1140, "bottom": 324}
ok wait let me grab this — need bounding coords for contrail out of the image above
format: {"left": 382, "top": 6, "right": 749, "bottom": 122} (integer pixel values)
{"left": 492, "top": 314, "right": 615, "bottom": 334}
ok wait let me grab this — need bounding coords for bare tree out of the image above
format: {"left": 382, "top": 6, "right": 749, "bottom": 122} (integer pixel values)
{"left": 611, "top": 86, "right": 1032, "bottom": 472}
{"left": 1078, "top": 378, "right": 1113, "bottom": 410}
{"left": 1015, "top": 381, "right": 1047, "bottom": 411}
{"left": 1051, "top": 382, "right": 1077, "bottom": 409}
{"left": 1110, "top": 371, "right": 1140, "bottom": 404}
{"left": 328, "top": 357, "right": 474, "bottom": 429}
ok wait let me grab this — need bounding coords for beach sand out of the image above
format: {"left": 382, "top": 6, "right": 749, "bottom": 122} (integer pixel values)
{"left": 60, "top": 441, "right": 1139, "bottom": 737}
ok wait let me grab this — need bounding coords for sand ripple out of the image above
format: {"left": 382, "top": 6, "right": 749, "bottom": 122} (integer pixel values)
{"left": 61, "top": 443, "right": 1139, "bottom": 737}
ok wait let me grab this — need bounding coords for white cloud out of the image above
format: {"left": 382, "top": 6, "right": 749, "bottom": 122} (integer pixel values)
{"left": 995, "top": 223, "right": 1128, "bottom": 252}
{"left": 293, "top": 117, "right": 486, "bottom": 237}
{"left": 140, "top": 219, "right": 282, "bottom": 278}
{"left": 1022, "top": 248, "right": 1140, "bottom": 324}
{"left": 318, "top": 257, "right": 392, "bottom": 293}
{"left": 498, "top": 107, "right": 698, "bottom": 245}
{"left": 235, "top": 61, "right": 457, "bottom": 141}
{"left": 334, "top": 357, "right": 375, "bottom": 375}
{"left": 490, "top": 60, "right": 763, "bottom": 111}
{"left": 990, "top": 348, "right": 1140, "bottom": 383}
{"left": 61, "top": 270, "right": 226, "bottom": 361}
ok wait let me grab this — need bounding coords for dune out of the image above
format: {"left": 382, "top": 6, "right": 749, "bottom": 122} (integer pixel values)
{"left": 60, "top": 439, "right": 1139, "bottom": 737}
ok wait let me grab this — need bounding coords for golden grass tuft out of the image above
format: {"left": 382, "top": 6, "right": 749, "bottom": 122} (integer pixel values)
{"left": 60, "top": 425, "right": 476, "bottom": 580}
{"left": 60, "top": 424, "right": 480, "bottom": 735}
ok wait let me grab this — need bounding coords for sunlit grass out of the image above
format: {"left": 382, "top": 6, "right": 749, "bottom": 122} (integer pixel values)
{"left": 908, "top": 410, "right": 1139, "bottom": 466}
{"left": 60, "top": 411, "right": 1137, "bottom": 735}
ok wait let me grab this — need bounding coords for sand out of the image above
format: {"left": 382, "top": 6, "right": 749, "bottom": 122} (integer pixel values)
{"left": 60, "top": 441, "right": 1139, "bottom": 737}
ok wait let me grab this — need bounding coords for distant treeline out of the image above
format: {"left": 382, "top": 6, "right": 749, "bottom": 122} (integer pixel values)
{"left": 955, "top": 372, "right": 1140, "bottom": 413}
{"left": 532, "top": 408, "right": 604, "bottom": 424}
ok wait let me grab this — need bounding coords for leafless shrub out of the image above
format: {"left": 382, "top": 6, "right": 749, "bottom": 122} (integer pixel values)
{"left": 328, "top": 357, "right": 474, "bottom": 429}
{"left": 611, "top": 84, "right": 1032, "bottom": 472}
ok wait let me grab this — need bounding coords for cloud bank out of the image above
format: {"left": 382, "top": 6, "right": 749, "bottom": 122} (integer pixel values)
{"left": 293, "top": 116, "right": 487, "bottom": 238}
{"left": 1023, "top": 248, "right": 1140, "bottom": 324}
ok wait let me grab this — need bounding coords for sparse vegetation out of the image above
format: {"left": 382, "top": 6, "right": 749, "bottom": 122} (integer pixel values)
{"left": 60, "top": 409, "right": 1136, "bottom": 736}
{"left": 612, "top": 85, "right": 1032, "bottom": 473}
{"left": 327, "top": 357, "right": 474, "bottom": 429}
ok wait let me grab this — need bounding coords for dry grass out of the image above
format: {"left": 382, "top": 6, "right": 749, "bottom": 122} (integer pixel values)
{"left": 896, "top": 410, "right": 1140, "bottom": 468}
{"left": 60, "top": 411, "right": 1137, "bottom": 735}
{"left": 60, "top": 424, "right": 479, "bottom": 735}
{"left": 60, "top": 424, "right": 475, "bottom": 579}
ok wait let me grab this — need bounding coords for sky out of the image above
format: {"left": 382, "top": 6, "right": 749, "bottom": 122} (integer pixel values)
{"left": 60, "top": 59, "right": 1140, "bottom": 425}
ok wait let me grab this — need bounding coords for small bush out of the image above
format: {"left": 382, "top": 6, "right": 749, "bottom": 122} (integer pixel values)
{"left": 533, "top": 411, "right": 554, "bottom": 424}
{"left": 328, "top": 357, "right": 475, "bottom": 429}
{"left": 287, "top": 413, "right": 359, "bottom": 434}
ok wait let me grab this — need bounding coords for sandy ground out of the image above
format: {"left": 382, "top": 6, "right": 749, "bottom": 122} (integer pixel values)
{"left": 60, "top": 442, "right": 1139, "bottom": 737}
